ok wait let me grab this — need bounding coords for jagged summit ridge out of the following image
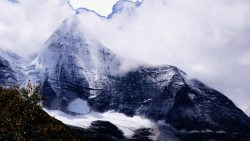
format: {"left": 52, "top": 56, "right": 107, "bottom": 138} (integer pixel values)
{"left": 34, "top": 17, "right": 121, "bottom": 75}
{"left": 30, "top": 17, "right": 121, "bottom": 109}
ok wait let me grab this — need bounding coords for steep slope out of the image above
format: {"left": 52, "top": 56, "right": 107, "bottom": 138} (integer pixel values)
{"left": 246, "top": 108, "right": 250, "bottom": 117}
{"left": 0, "top": 56, "right": 17, "bottom": 87}
{"left": 0, "top": 86, "right": 87, "bottom": 140}
{"left": 0, "top": 49, "right": 21, "bottom": 63}
{"left": 89, "top": 66, "right": 250, "bottom": 133}
{"left": 166, "top": 79, "right": 250, "bottom": 132}
{"left": 32, "top": 16, "right": 121, "bottom": 110}
{"left": 0, "top": 49, "right": 31, "bottom": 86}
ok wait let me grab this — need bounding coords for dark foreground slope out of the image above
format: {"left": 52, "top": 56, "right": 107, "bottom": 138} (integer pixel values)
{"left": 0, "top": 86, "right": 156, "bottom": 141}
{"left": 0, "top": 87, "right": 87, "bottom": 141}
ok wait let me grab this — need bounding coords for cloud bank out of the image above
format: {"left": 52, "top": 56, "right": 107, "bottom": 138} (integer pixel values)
{"left": 0, "top": 0, "right": 250, "bottom": 113}
{"left": 69, "top": 0, "right": 141, "bottom": 17}
{"left": 0, "top": 0, "right": 73, "bottom": 56}
{"left": 74, "top": 0, "right": 250, "bottom": 112}
{"left": 69, "top": 0, "right": 119, "bottom": 16}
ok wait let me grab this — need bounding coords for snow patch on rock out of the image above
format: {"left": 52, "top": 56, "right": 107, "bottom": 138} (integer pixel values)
{"left": 44, "top": 108, "right": 153, "bottom": 137}
{"left": 67, "top": 98, "right": 90, "bottom": 114}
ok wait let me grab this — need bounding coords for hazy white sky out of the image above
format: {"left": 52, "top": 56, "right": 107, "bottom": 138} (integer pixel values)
{"left": 69, "top": 0, "right": 119, "bottom": 16}
{"left": 0, "top": 0, "right": 74, "bottom": 55}
{"left": 69, "top": 0, "right": 141, "bottom": 16}
{"left": 0, "top": 0, "right": 250, "bottom": 114}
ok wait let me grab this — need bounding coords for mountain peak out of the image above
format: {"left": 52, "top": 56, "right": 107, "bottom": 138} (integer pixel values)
{"left": 30, "top": 16, "right": 121, "bottom": 109}
{"left": 34, "top": 16, "right": 121, "bottom": 74}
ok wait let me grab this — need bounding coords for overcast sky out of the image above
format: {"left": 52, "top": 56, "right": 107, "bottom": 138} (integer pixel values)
{"left": 0, "top": 0, "right": 250, "bottom": 114}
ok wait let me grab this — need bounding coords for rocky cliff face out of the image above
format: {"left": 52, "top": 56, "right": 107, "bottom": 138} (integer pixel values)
{"left": 89, "top": 66, "right": 250, "bottom": 133}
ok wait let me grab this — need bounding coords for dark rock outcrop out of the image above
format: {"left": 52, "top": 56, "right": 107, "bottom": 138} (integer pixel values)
{"left": 72, "top": 120, "right": 126, "bottom": 141}
{"left": 89, "top": 66, "right": 250, "bottom": 133}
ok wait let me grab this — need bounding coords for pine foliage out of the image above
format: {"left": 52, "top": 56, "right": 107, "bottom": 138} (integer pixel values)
{"left": 0, "top": 84, "right": 87, "bottom": 140}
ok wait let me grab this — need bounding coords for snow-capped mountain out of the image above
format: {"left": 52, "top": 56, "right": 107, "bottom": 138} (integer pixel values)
{"left": 0, "top": 15, "right": 250, "bottom": 139}
{"left": 89, "top": 65, "right": 250, "bottom": 133}
{"left": 31, "top": 17, "right": 121, "bottom": 110}
{"left": 32, "top": 16, "right": 250, "bottom": 133}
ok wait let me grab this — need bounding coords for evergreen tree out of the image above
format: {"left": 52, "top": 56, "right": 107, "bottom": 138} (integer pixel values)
{"left": 0, "top": 84, "right": 87, "bottom": 140}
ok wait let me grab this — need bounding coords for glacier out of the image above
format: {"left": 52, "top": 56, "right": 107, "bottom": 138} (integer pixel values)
{"left": 44, "top": 108, "right": 153, "bottom": 137}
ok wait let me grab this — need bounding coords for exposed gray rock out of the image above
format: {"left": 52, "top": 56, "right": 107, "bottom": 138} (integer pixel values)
{"left": 0, "top": 56, "right": 17, "bottom": 87}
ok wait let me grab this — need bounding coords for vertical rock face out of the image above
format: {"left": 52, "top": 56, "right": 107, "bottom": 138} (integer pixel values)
{"left": 89, "top": 66, "right": 182, "bottom": 116}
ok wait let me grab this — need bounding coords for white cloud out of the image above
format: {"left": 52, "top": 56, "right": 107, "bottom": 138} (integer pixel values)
{"left": 69, "top": 0, "right": 119, "bottom": 16}
{"left": 74, "top": 0, "right": 250, "bottom": 113}
{"left": 69, "top": 0, "right": 141, "bottom": 17}
{"left": 0, "top": 0, "right": 74, "bottom": 56}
